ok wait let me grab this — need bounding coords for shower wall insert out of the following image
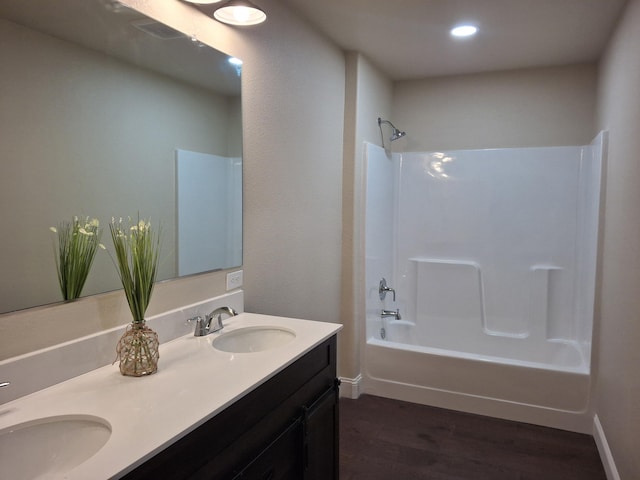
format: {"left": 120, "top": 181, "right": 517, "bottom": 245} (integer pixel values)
{"left": 362, "top": 133, "right": 604, "bottom": 432}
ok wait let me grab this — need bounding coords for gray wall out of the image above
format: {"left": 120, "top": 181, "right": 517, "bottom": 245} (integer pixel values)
{"left": 595, "top": 0, "right": 640, "bottom": 477}
{"left": 341, "top": 52, "right": 393, "bottom": 381}
{"left": 0, "top": 0, "right": 345, "bottom": 359}
{"left": 394, "top": 63, "right": 598, "bottom": 151}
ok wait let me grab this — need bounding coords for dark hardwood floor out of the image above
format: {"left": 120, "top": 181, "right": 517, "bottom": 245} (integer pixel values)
{"left": 339, "top": 395, "right": 606, "bottom": 480}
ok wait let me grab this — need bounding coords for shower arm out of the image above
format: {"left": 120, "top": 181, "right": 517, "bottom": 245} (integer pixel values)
{"left": 377, "top": 117, "right": 406, "bottom": 148}
{"left": 378, "top": 117, "right": 391, "bottom": 148}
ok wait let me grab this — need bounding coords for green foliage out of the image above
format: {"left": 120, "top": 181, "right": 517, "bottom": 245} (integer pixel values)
{"left": 50, "top": 217, "right": 102, "bottom": 301}
{"left": 109, "top": 217, "right": 161, "bottom": 322}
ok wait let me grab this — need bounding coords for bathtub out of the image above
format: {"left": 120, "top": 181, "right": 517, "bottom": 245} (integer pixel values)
{"left": 375, "top": 316, "right": 589, "bottom": 374}
{"left": 362, "top": 320, "right": 592, "bottom": 433}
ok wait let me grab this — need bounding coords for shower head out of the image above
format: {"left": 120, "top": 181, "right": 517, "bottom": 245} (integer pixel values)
{"left": 390, "top": 128, "right": 406, "bottom": 142}
{"left": 378, "top": 117, "right": 406, "bottom": 147}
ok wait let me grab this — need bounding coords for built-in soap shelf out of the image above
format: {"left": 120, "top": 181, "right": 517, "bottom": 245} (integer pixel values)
{"left": 0, "top": 291, "right": 243, "bottom": 404}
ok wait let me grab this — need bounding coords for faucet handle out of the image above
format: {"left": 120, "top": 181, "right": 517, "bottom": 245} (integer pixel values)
{"left": 379, "top": 278, "right": 396, "bottom": 302}
{"left": 189, "top": 315, "right": 207, "bottom": 336}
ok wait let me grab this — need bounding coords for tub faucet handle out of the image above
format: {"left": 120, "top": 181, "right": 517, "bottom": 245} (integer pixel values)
{"left": 379, "top": 278, "right": 396, "bottom": 301}
{"left": 381, "top": 309, "right": 401, "bottom": 320}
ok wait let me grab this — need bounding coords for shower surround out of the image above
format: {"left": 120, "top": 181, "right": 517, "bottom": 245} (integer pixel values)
{"left": 362, "top": 134, "right": 604, "bottom": 432}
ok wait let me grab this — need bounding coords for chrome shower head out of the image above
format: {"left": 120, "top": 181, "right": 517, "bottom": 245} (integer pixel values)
{"left": 390, "top": 128, "right": 406, "bottom": 142}
{"left": 378, "top": 117, "right": 406, "bottom": 147}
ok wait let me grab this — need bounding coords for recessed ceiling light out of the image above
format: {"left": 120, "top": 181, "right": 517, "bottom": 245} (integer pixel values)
{"left": 450, "top": 25, "right": 478, "bottom": 38}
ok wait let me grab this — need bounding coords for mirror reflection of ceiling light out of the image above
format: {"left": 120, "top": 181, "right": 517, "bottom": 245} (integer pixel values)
{"left": 228, "top": 57, "right": 243, "bottom": 76}
{"left": 450, "top": 25, "right": 478, "bottom": 37}
{"left": 213, "top": 0, "right": 267, "bottom": 26}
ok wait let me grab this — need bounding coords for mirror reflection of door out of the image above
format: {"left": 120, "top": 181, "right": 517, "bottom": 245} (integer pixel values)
{"left": 176, "top": 149, "right": 242, "bottom": 276}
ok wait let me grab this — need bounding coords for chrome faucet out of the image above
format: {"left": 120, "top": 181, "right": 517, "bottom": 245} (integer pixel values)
{"left": 192, "top": 306, "right": 239, "bottom": 336}
{"left": 381, "top": 309, "right": 401, "bottom": 320}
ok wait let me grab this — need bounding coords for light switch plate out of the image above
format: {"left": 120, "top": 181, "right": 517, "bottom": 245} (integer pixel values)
{"left": 226, "top": 270, "right": 243, "bottom": 290}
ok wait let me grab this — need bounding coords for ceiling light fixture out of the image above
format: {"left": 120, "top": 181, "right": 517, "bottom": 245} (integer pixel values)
{"left": 213, "top": 0, "right": 267, "bottom": 26}
{"left": 182, "top": 0, "right": 224, "bottom": 4}
{"left": 450, "top": 25, "right": 478, "bottom": 38}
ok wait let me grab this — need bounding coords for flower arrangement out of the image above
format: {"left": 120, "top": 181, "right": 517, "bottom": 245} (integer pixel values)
{"left": 109, "top": 216, "right": 161, "bottom": 323}
{"left": 50, "top": 216, "right": 103, "bottom": 301}
{"left": 108, "top": 216, "right": 161, "bottom": 376}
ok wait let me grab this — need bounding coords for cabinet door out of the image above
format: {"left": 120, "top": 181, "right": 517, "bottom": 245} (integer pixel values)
{"left": 303, "top": 384, "right": 339, "bottom": 480}
{"left": 233, "top": 418, "right": 304, "bottom": 480}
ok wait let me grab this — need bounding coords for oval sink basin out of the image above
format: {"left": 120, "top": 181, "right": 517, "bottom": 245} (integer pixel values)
{"left": 0, "top": 415, "right": 111, "bottom": 479}
{"left": 213, "top": 326, "right": 296, "bottom": 353}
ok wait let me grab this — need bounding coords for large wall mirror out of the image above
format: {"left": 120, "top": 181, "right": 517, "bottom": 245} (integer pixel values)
{"left": 0, "top": 0, "right": 242, "bottom": 314}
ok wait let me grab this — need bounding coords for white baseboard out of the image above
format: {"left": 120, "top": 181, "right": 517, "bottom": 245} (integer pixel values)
{"left": 593, "top": 414, "right": 621, "bottom": 480}
{"left": 339, "top": 374, "right": 362, "bottom": 399}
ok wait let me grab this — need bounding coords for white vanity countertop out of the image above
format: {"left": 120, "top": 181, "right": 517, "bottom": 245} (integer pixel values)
{"left": 0, "top": 313, "right": 342, "bottom": 479}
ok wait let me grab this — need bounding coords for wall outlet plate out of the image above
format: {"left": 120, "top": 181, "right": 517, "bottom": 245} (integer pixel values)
{"left": 226, "top": 270, "right": 243, "bottom": 291}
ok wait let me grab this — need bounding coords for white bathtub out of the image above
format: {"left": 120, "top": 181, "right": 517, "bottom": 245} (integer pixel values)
{"left": 362, "top": 321, "right": 592, "bottom": 433}
{"left": 376, "top": 317, "right": 589, "bottom": 374}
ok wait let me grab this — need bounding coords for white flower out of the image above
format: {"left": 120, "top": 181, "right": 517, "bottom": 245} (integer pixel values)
{"left": 49, "top": 226, "right": 57, "bottom": 233}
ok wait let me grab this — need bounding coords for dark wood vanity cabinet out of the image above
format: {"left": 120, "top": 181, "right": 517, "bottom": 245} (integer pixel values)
{"left": 121, "top": 335, "right": 338, "bottom": 480}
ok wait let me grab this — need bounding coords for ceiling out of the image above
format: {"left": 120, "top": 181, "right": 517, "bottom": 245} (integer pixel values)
{"left": 281, "top": 0, "right": 629, "bottom": 80}
{"left": 0, "top": 0, "right": 241, "bottom": 95}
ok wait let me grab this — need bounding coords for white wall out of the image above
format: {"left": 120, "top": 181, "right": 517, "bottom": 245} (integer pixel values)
{"left": 595, "top": 0, "right": 640, "bottom": 477}
{"left": 394, "top": 63, "right": 598, "bottom": 151}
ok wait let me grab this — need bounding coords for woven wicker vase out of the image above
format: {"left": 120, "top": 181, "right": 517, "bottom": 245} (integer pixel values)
{"left": 116, "top": 321, "right": 159, "bottom": 377}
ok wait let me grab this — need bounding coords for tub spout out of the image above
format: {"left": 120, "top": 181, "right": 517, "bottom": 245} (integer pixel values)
{"left": 381, "top": 309, "right": 401, "bottom": 320}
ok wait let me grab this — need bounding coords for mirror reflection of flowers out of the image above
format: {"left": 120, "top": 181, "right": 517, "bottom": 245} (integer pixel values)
{"left": 108, "top": 216, "right": 161, "bottom": 323}
{"left": 49, "top": 216, "right": 104, "bottom": 301}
